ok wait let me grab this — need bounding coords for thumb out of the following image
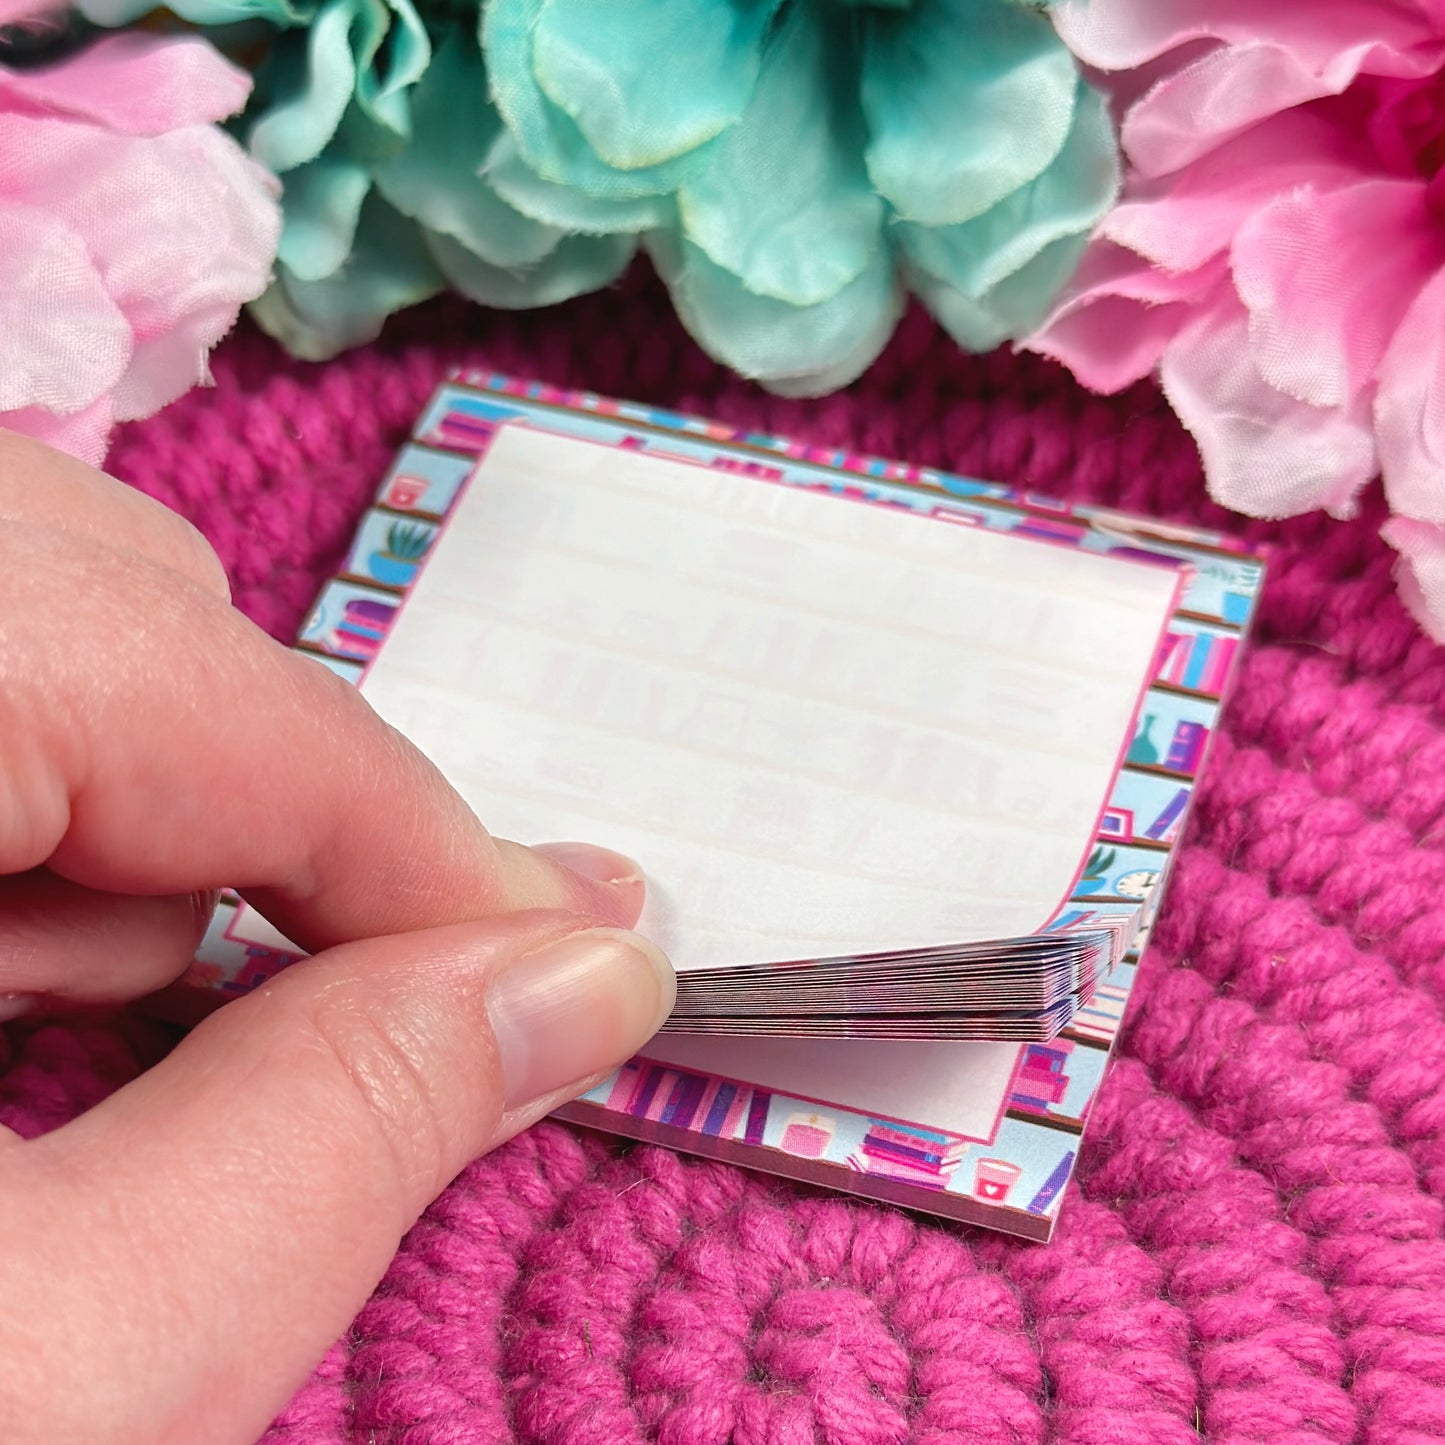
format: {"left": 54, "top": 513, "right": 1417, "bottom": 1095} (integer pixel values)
{"left": 0, "top": 912, "right": 675, "bottom": 1445}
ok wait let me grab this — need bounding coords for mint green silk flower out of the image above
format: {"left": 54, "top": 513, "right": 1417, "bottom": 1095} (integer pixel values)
{"left": 77, "top": 0, "right": 1117, "bottom": 392}
{"left": 483, "top": 0, "right": 1117, "bottom": 393}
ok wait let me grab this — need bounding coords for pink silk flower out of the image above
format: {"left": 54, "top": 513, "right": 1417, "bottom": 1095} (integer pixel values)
{"left": 0, "top": 14, "right": 280, "bottom": 466}
{"left": 1032, "top": 0, "right": 1445, "bottom": 640}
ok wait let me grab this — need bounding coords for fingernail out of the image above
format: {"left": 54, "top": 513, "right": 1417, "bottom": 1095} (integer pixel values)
{"left": 532, "top": 841, "right": 642, "bottom": 888}
{"left": 0, "top": 994, "right": 34, "bottom": 1023}
{"left": 488, "top": 929, "right": 675, "bottom": 1111}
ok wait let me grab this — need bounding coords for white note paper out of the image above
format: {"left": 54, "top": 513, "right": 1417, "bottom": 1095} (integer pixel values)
{"left": 358, "top": 425, "right": 1179, "bottom": 972}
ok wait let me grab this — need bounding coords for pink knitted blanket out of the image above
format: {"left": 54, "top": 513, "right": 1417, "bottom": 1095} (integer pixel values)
{"left": 4, "top": 276, "right": 1443, "bottom": 1444}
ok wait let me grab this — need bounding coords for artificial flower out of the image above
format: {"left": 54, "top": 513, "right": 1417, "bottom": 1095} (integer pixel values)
{"left": 482, "top": 0, "right": 1119, "bottom": 393}
{"left": 78, "top": 0, "right": 1118, "bottom": 394}
{"left": 1030, "top": 0, "right": 1445, "bottom": 640}
{"left": 0, "top": 18, "right": 279, "bottom": 464}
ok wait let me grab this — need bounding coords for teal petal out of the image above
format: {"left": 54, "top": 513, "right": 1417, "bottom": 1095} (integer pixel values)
{"left": 678, "top": 0, "right": 884, "bottom": 307}
{"left": 249, "top": 0, "right": 375, "bottom": 173}
{"left": 531, "top": 0, "right": 778, "bottom": 171}
{"left": 327, "top": 94, "right": 409, "bottom": 168}
{"left": 860, "top": 0, "right": 1078, "bottom": 226}
{"left": 483, "top": 0, "right": 708, "bottom": 199}
{"left": 485, "top": 130, "right": 673, "bottom": 234}
{"left": 897, "top": 81, "right": 1117, "bottom": 299}
{"left": 647, "top": 229, "right": 905, "bottom": 394}
{"left": 251, "top": 195, "right": 444, "bottom": 361}
{"left": 425, "top": 229, "right": 636, "bottom": 308}
{"left": 276, "top": 155, "right": 371, "bottom": 281}
{"left": 374, "top": 29, "right": 566, "bottom": 267}
{"left": 908, "top": 231, "right": 1088, "bottom": 352}
{"left": 354, "top": 0, "right": 430, "bottom": 139}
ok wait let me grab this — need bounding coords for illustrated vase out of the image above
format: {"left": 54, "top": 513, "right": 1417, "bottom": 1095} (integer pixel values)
{"left": 1127, "top": 714, "right": 1161, "bottom": 766}
{"left": 369, "top": 552, "right": 420, "bottom": 587}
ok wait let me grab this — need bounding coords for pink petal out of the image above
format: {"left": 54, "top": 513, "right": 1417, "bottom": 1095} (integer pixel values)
{"left": 113, "top": 305, "right": 238, "bottom": 423}
{"left": 1375, "top": 264, "right": 1445, "bottom": 526}
{"left": 0, "top": 201, "right": 130, "bottom": 416}
{"left": 1160, "top": 295, "right": 1378, "bottom": 519}
{"left": 0, "top": 117, "right": 278, "bottom": 420}
{"left": 1026, "top": 241, "right": 1227, "bottom": 394}
{"left": 0, "top": 113, "right": 135, "bottom": 201}
{"left": 0, "top": 397, "right": 114, "bottom": 468}
{"left": 0, "top": 33, "right": 253, "bottom": 135}
{"left": 1233, "top": 177, "right": 1445, "bottom": 410}
{"left": 94, "top": 128, "right": 281, "bottom": 418}
{"left": 1054, "top": 0, "right": 1443, "bottom": 76}
{"left": 1382, "top": 516, "right": 1445, "bottom": 643}
{"left": 0, "top": 0, "right": 64, "bottom": 25}
{"left": 1123, "top": 36, "right": 1445, "bottom": 177}
{"left": 1101, "top": 109, "right": 1372, "bottom": 272}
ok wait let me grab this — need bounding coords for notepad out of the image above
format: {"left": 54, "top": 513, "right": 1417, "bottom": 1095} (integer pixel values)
{"left": 178, "top": 373, "right": 1265, "bottom": 1237}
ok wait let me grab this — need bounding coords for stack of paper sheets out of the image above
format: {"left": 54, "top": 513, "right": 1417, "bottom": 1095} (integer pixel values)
{"left": 352, "top": 424, "right": 1181, "bottom": 1041}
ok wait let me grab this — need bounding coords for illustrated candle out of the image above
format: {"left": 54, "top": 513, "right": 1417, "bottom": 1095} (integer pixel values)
{"left": 780, "top": 1112, "right": 836, "bottom": 1158}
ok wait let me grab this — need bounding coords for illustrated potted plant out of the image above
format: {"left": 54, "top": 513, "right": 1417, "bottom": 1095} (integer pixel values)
{"left": 1075, "top": 846, "right": 1116, "bottom": 897}
{"left": 369, "top": 521, "right": 433, "bottom": 586}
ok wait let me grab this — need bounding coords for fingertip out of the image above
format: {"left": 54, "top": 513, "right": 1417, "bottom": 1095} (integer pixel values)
{"left": 531, "top": 841, "right": 642, "bottom": 888}
{"left": 508, "top": 839, "right": 647, "bottom": 926}
{"left": 0, "top": 872, "right": 212, "bottom": 1008}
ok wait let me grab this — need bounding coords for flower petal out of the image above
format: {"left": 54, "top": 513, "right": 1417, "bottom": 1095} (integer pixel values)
{"left": 1122, "top": 36, "right": 1444, "bottom": 178}
{"left": 1233, "top": 178, "right": 1445, "bottom": 411}
{"left": 0, "top": 201, "right": 130, "bottom": 415}
{"left": 1161, "top": 295, "right": 1377, "bottom": 519}
{"left": 532, "top": 0, "right": 778, "bottom": 171}
{"left": 248, "top": 0, "right": 369, "bottom": 173}
{"left": 484, "top": 128, "right": 672, "bottom": 233}
{"left": 909, "top": 233, "right": 1090, "bottom": 353}
{"left": 860, "top": 0, "right": 1078, "bottom": 226}
{"left": 896, "top": 80, "right": 1116, "bottom": 301}
{"left": 678, "top": 0, "right": 883, "bottom": 307}
{"left": 425, "top": 228, "right": 634, "bottom": 309}
{"left": 1026, "top": 241, "right": 1228, "bottom": 394}
{"left": 373, "top": 27, "right": 566, "bottom": 267}
{"left": 99, "top": 128, "right": 281, "bottom": 419}
{"left": 1099, "top": 109, "right": 1371, "bottom": 274}
{"left": 353, "top": 0, "right": 428, "bottom": 138}
{"left": 484, "top": 0, "right": 705, "bottom": 198}
{"left": 1052, "top": 0, "right": 1442, "bottom": 76}
{"left": 115, "top": 309, "right": 234, "bottom": 421}
{"left": 0, "top": 114, "right": 280, "bottom": 286}
{"left": 0, "top": 398, "right": 115, "bottom": 468}
{"left": 0, "top": 0, "right": 63, "bottom": 22}
{"left": 250, "top": 194, "right": 443, "bottom": 361}
{"left": 647, "top": 228, "right": 904, "bottom": 395}
{"left": 275, "top": 155, "right": 371, "bottom": 282}
{"left": 1376, "top": 264, "right": 1445, "bottom": 528}
{"left": 48, "top": 126, "right": 279, "bottom": 333}
{"left": 0, "top": 33, "right": 253, "bottom": 134}
{"left": 1382, "top": 516, "right": 1445, "bottom": 644}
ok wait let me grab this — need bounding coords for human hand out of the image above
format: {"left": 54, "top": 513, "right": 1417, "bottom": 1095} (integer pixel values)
{"left": 0, "top": 434, "right": 676, "bottom": 1444}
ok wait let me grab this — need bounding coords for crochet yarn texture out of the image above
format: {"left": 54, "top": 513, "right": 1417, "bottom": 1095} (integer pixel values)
{"left": 2, "top": 273, "right": 1443, "bottom": 1444}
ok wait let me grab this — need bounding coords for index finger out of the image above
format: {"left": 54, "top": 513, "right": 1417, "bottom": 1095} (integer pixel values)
{"left": 0, "top": 523, "right": 640, "bottom": 952}
{"left": 0, "top": 428, "right": 232, "bottom": 602}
